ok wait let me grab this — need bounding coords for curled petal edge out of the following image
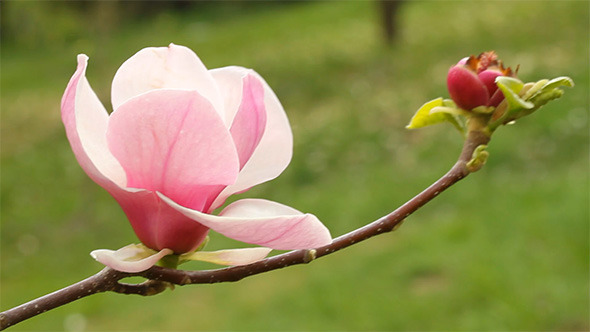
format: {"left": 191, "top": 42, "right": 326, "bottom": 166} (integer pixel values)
{"left": 61, "top": 54, "right": 127, "bottom": 189}
{"left": 90, "top": 244, "right": 173, "bottom": 273}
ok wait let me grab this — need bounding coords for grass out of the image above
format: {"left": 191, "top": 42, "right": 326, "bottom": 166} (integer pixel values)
{"left": 1, "top": 1, "right": 588, "bottom": 331}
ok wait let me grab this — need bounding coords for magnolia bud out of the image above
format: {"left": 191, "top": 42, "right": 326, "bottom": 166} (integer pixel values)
{"left": 447, "top": 51, "right": 516, "bottom": 111}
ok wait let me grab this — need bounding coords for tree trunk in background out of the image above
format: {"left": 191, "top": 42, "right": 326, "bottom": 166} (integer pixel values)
{"left": 379, "top": 0, "right": 404, "bottom": 44}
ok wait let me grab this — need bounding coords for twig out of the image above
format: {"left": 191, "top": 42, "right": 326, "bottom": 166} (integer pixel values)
{"left": 0, "top": 126, "right": 491, "bottom": 330}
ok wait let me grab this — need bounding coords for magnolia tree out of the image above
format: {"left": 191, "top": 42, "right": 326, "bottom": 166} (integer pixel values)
{"left": 0, "top": 45, "right": 573, "bottom": 329}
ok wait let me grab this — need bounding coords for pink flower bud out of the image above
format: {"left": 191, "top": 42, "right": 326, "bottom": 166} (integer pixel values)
{"left": 447, "top": 51, "right": 516, "bottom": 110}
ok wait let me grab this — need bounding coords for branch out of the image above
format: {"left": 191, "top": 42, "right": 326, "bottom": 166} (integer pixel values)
{"left": 0, "top": 126, "right": 490, "bottom": 330}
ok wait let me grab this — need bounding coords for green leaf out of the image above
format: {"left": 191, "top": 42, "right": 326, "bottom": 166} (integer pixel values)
{"left": 429, "top": 105, "right": 467, "bottom": 133}
{"left": 521, "top": 79, "right": 548, "bottom": 100}
{"left": 528, "top": 88, "right": 565, "bottom": 110}
{"left": 496, "top": 76, "right": 524, "bottom": 92}
{"left": 538, "top": 76, "right": 574, "bottom": 92}
{"left": 430, "top": 106, "right": 465, "bottom": 116}
{"left": 496, "top": 76, "right": 534, "bottom": 111}
{"left": 406, "top": 97, "right": 466, "bottom": 134}
{"left": 489, "top": 76, "right": 574, "bottom": 131}
{"left": 529, "top": 76, "right": 574, "bottom": 103}
{"left": 406, "top": 97, "right": 445, "bottom": 129}
{"left": 466, "top": 144, "right": 489, "bottom": 172}
{"left": 442, "top": 98, "right": 458, "bottom": 108}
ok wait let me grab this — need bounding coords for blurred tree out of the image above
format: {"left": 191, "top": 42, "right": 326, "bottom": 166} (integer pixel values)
{"left": 379, "top": 0, "right": 404, "bottom": 44}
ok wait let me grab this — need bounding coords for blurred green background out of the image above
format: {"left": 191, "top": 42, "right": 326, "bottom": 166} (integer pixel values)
{"left": 1, "top": 1, "right": 588, "bottom": 331}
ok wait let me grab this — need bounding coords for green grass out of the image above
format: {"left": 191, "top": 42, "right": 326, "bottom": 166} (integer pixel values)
{"left": 1, "top": 1, "right": 588, "bottom": 331}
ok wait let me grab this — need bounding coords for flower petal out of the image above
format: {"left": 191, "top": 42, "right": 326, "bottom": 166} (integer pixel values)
{"left": 61, "top": 54, "right": 126, "bottom": 189}
{"left": 478, "top": 69, "right": 504, "bottom": 96}
{"left": 111, "top": 44, "right": 223, "bottom": 115}
{"left": 160, "top": 195, "right": 332, "bottom": 250}
{"left": 107, "top": 89, "right": 239, "bottom": 212}
{"left": 209, "top": 67, "right": 293, "bottom": 209}
{"left": 447, "top": 65, "right": 489, "bottom": 110}
{"left": 113, "top": 190, "right": 210, "bottom": 253}
{"left": 90, "top": 244, "right": 173, "bottom": 273}
{"left": 181, "top": 247, "right": 272, "bottom": 266}
{"left": 63, "top": 56, "right": 209, "bottom": 254}
{"left": 229, "top": 73, "right": 267, "bottom": 169}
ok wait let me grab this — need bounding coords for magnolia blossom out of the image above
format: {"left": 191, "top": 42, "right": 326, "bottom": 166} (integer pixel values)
{"left": 447, "top": 51, "right": 516, "bottom": 111}
{"left": 61, "top": 44, "right": 331, "bottom": 272}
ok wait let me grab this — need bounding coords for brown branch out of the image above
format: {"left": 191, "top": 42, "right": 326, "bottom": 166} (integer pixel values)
{"left": 0, "top": 126, "right": 491, "bottom": 330}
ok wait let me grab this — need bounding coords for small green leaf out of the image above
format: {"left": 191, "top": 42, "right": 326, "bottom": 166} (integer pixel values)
{"left": 528, "top": 88, "right": 565, "bottom": 110}
{"left": 429, "top": 106, "right": 467, "bottom": 133}
{"left": 430, "top": 99, "right": 469, "bottom": 116}
{"left": 407, "top": 97, "right": 465, "bottom": 134}
{"left": 521, "top": 79, "right": 548, "bottom": 100}
{"left": 466, "top": 145, "right": 489, "bottom": 172}
{"left": 442, "top": 99, "right": 457, "bottom": 107}
{"left": 496, "top": 76, "right": 534, "bottom": 111}
{"left": 538, "top": 76, "right": 574, "bottom": 92}
{"left": 430, "top": 106, "right": 465, "bottom": 116}
{"left": 529, "top": 76, "right": 574, "bottom": 103}
{"left": 496, "top": 76, "right": 524, "bottom": 93}
{"left": 488, "top": 76, "right": 574, "bottom": 131}
{"left": 406, "top": 97, "right": 445, "bottom": 129}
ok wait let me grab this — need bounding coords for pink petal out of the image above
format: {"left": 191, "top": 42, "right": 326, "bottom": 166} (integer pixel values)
{"left": 111, "top": 44, "right": 223, "bottom": 115}
{"left": 61, "top": 54, "right": 126, "bottom": 189}
{"left": 90, "top": 245, "right": 173, "bottom": 273}
{"left": 229, "top": 74, "right": 267, "bottom": 169}
{"left": 478, "top": 69, "right": 504, "bottom": 97}
{"left": 209, "top": 67, "right": 293, "bottom": 209}
{"left": 181, "top": 247, "right": 272, "bottom": 266}
{"left": 487, "top": 88, "right": 505, "bottom": 107}
{"left": 63, "top": 55, "right": 209, "bottom": 253}
{"left": 447, "top": 65, "right": 489, "bottom": 110}
{"left": 113, "top": 190, "right": 210, "bottom": 253}
{"left": 106, "top": 89, "right": 239, "bottom": 212}
{"left": 160, "top": 195, "right": 332, "bottom": 250}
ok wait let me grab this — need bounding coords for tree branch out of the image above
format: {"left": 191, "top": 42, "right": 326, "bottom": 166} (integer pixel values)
{"left": 0, "top": 127, "right": 491, "bottom": 330}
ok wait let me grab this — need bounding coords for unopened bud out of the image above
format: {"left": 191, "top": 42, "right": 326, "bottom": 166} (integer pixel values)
{"left": 447, "top": 51, "right": 516, "bottom": 111}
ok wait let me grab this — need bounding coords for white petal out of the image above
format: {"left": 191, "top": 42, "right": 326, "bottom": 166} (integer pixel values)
{"left": 90, "top": 244, "right": 173, "bottom": 273}
{"left": 111, "top": 44, "right": 223, "bottom": 115}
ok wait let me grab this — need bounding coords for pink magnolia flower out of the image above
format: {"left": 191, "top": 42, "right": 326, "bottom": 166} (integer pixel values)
{"left": 447, "top": 51, "right": 516, "bottom": 111}
{"left": 61, "top": 44, "right": 331, "bottom": 272}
